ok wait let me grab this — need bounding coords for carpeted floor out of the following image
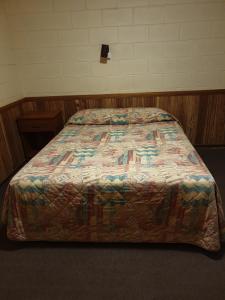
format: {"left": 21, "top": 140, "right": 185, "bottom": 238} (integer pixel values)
{"left": 0, "top": 147, "right": 225, "bottom": 300}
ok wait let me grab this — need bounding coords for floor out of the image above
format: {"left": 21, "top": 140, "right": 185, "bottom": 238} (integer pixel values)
{"left": 0, "top": 147, "right": 224, "bottom": 300}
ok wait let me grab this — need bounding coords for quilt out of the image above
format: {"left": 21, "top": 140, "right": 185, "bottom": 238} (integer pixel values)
{"left": 2, "top": 108, "right": 225, "bottom": 251}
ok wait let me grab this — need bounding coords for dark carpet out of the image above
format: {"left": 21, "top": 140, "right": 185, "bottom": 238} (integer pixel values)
{"left": 0, "top": 147, "right": 225, "bottom": 300}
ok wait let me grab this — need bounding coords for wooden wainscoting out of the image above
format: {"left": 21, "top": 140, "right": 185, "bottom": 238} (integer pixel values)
{"left": 0, "top": 101, "right": 25, "bottom": 183}
{"left": 0, "top": 89, "right": 225, "bottom": 183}
{"left": 21, "top": 90, "right": 225, "bottom": 145}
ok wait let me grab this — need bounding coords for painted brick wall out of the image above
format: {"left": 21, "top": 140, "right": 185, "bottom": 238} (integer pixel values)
{"left": 0, "top": 2, "right": 22, "bottom": 107}
{"left": 4, "top": 0, "right": 225, "bottom": 96}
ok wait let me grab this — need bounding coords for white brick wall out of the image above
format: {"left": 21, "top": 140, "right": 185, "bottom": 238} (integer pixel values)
{"left": 110, "top": 44, "right": 134, "bottom": 60}
{"left": 22, "top": 64, "right": 62, "bottom": 79}
{"left": 180, "top": 22, "right": 212, "bottom": 40}
{"left": 86, "top": 0, "right": 117, "bottom": 10}
{"left": 118, "top": 26, "right": 148, "bottom": 43}
{"left": 91, "top": 61, "right": 119, "bottom": 76}
{"left": 53, "top": 0, "right": 85, "bottom": 12}
{"left": 58, "top": 29, "right": 89, "bottom": 45}
{"left": 102, "top": 8, "right": 132, "bottom": 26}
{"left": 5, "top": 0, "right": 53, "bottom": 14}
{"left": 119, "top": 59, "right": 148, "bottom": 75}
{"left": 62, "top": 62, "right": 90, "bottom": 77}
{"left": 118, "top": 0, "right": 148, "bottom": 8}
{"left": 1, "top": 0, "right": 225, "bottom": 98}
{"left": 0, "top": 3, "right": 22, "bottom": 107}
{"left": 72, "top": 10, "right": 101, "bottom": 28}
{"left": 213, "top": 21, "right": 225, "bottom": 38}
{"left": 163, "top": 3, "right": 225, "bottom": 23}
{"left": 134, "top": 7, "right": 164, "bottom": 24}
{"left": 11, "top": 13, "right": 72, "bottom": 31}
{"left": 90, "top": 27, "right": 118, "bottom": 44}
{"left": 149, "top": 24, "right": 180, "bottom": 42}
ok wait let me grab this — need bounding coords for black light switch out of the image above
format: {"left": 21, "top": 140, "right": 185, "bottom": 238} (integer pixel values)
{"left": 101, "top": 44, "right": 109, "bottom": 58}
{"left": 100, "top": 44, "right": 109, "bottom": 63}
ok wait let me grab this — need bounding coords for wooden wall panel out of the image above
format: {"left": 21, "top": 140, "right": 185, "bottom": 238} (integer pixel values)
{"left": 196, "top": 94, "right": 225, "bottom": 145}
{"left": 0, "top": 89, "right": 224, "bottom": 184}
{"left": 0, "top": 102, "right": 25, "bottom": 184}
{"left": 0, "top": 116, "right": 14, "bottom": 182}
{"left": 21, "top": 92, "right": 224, "bottom": 146}
{"left": 155, "top": 95, "right": 200, "bottom": 143}
{"left": 202, "top": 95, "right": 225, "bottom": 145}
{"left": 1, "top": 105, "right": 25, "bottom": 170}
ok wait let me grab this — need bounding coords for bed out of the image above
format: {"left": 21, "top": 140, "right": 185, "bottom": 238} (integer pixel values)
{"left": 2, "top": 107, "right": 225, "bottom": 251}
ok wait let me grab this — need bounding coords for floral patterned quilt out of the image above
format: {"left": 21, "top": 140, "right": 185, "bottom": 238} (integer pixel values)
{"left": 2, "top": 108, "right": 225, "bottom": 251}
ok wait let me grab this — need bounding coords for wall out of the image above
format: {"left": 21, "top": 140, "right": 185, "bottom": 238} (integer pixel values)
{"left": 5, "top": 0, "right": 225, "bottom": 97}
{"left": 0, "top": 1, "right": 22, "bottom": 107}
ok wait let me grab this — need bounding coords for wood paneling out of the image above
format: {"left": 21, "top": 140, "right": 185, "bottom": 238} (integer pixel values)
{"left": 0, "top": 89, "right": 225, "bottom": 184}
{"left": 0, "top": 103, "right": 25, "bottom": 183}
{"left": 21, "top": 90, "right": 225, "bottom": 145}
{"left": 0, "top": 115, "right": 14, "bottom": 182}
{"left": 1, "top": 105, "right": 25, "bottom": 169}
{"left": 196, "top": 95, "right": 225, "bottom": 145}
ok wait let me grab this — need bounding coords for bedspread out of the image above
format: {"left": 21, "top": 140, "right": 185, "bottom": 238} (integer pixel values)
{"left": 2, "top": 120, "right": 225, "bottom": 251}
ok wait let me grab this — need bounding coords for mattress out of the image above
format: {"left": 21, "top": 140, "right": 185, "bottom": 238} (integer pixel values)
{"left": 2, "top": 107, "right": 225, "bottom": 251}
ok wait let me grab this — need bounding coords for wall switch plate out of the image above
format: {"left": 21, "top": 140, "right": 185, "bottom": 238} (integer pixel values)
{"left": 100, "top": 44, "right": 110, "bottom": 64}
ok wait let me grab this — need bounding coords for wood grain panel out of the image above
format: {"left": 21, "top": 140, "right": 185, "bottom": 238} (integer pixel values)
{"left": 0, "top": 116, "right": 14, "bottom": 182}
{"left": 0, "top": 105, "right": 25, "bottom": 171}
{"left": 21, "top": 91, "right": 225, "bottom": 145}
{"left": 0, "top": 89, "right": 224, "bottom": 184}
{"left": 21, "top": 99, "right": 66, "bottom": 123}
{"left": 196, "top": 94, "right": 225, "bottom": 145}
{"left": 202, "top": 95, "right": 225, "bottom": 145}
{"left": 155, "top": 95, "right": 200, "bottom": 143}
